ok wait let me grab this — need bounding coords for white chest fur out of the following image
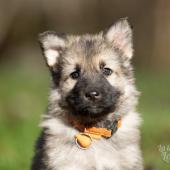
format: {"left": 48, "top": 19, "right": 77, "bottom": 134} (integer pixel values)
{"left": 41, "top": 112, "right": 142, "bottom": 170}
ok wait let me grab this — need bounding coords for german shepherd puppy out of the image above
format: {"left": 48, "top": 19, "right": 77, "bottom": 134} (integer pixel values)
{"left": 32, "top": 18, "right": 143, "bottom": 170}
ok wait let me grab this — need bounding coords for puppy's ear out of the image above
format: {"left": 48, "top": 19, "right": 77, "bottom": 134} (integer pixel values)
{"left": 39, "top": 31, "right": 66, "bottom": 68}
{"left": 105, "top": 18, "right": 133, "bottom": 59}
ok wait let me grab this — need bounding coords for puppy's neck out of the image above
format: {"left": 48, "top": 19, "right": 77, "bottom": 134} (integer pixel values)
{"left": 67, "top": 112, "right": 122, "bottom": 135}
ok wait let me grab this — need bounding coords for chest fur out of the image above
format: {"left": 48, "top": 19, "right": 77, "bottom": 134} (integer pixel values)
{"left": 41, "top": 112, "right": 142, "bottom": 170}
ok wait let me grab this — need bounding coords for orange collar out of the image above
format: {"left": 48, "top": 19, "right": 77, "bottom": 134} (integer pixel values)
{"left": 68, "top": 114, "right": 122, "bottom": 149}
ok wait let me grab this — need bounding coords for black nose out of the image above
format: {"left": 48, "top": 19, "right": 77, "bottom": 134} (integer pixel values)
{"left": 85, "top": 91, "right": 101, "bottom": 101}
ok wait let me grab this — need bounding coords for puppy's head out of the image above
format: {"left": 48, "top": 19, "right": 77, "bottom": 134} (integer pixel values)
{"left": 39, "top": 19, "right": 135, "bottom": 124}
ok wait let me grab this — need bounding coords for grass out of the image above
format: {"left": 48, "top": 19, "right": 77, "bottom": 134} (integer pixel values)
{"left": 0, "top": 66, "right": 170, "bottom": 170}
{"left": 137, "top": 71, "right": 170, "bottom": 170}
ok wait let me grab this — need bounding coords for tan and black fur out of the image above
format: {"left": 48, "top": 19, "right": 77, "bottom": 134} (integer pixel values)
{"left": 31, "top": 18, "right": 143, "bottom": 170}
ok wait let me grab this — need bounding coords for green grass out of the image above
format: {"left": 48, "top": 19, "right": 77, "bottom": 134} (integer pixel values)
{"left": 0, "top": 67, "right": 49, "bottom": 170}
{"left": 0, "top": 66, "right": 170, "bottom": 170}
{"left": 137, "top": 71, "right": 170, "bottom": 170}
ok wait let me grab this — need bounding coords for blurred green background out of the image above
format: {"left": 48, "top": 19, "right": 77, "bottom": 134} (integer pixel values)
{"left": 0, "top": 0, "right": 170, "bottom": 170}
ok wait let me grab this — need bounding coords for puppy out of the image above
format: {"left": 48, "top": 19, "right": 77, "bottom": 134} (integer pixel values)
{"left": 31, "top": 18, "right": 143, "bottom": 170}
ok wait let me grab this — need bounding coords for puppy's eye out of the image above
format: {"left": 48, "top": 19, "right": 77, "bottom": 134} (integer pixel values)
{"left": 102, "top": 68, "right": 113, "bottom": 76}
{"left": 70, "top": 70, "right": 80, "bottom": 79}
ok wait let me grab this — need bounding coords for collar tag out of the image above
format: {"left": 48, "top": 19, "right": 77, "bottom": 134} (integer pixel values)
{"left": 75, "top": 133, "right": 92, "bottom": 149}
{"left": 69, "top": 114, "right": 122, "bottom": 149}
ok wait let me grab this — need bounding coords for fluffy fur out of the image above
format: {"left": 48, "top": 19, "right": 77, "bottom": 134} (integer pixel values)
{"left": 31, "top": 18, "right": 143, "bottom": 170}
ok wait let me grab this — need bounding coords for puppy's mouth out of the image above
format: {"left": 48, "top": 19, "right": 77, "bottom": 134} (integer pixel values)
{"left": 76, "top": 105, "right": 115, "bottom": 117}
{"left": 67, "top": 103, "right": 116, "bottom": 125}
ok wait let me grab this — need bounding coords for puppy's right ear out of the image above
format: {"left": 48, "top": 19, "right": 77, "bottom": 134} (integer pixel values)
{"left": 39, "top": 31, "right": 66, "bottom": 68}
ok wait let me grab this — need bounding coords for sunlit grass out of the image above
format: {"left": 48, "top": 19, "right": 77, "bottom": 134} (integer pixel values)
{"left": 137, "top": 71, "right": 170, "bottom": 170}
{"left": 0, "top": 66, "right": 169, "bottom": 170}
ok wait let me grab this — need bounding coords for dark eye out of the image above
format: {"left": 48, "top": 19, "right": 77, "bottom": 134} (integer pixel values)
{"left": 102, "top": 68, "right": 113, "bottom": 76}
{"left": 70, "top": 70, "right": 80, "bottom": 79}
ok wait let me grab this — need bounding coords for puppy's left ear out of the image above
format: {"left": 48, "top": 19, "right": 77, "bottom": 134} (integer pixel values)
{"left": 105, "top": 18, "right": 133, "bottom": 60}
{"left": 39, "top": 31, "right": 66, "bottom": 68}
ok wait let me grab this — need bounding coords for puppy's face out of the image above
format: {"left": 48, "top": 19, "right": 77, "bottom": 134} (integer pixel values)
{"left": 39, "top": 19, "right": 134, "bottom": 124}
